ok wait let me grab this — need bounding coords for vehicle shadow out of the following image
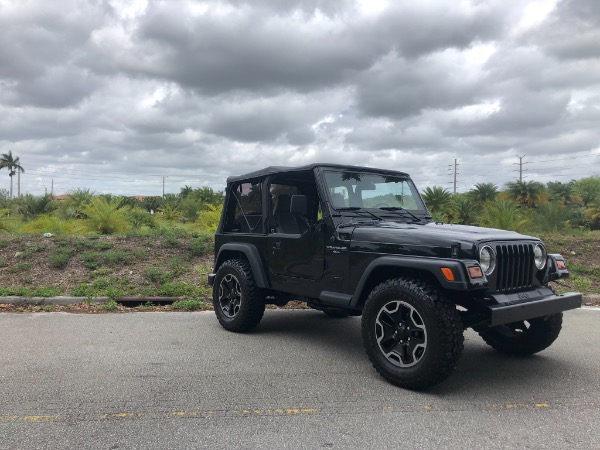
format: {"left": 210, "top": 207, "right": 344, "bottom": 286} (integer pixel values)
{"left": 252, "top": 309, "right": 586, "bottom": 395}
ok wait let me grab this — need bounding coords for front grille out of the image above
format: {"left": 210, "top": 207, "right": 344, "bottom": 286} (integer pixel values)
{"left": 493, "top": 243, "right": 534, "bottom": 292}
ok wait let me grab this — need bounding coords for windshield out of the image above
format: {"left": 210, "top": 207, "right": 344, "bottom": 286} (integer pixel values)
{"left": 323, "top": 170, "right": 427, "bottom": 213}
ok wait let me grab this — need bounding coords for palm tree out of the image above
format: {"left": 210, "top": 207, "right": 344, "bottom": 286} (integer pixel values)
{"left": 503, "top": 180, "right": 547, "bottom": 208}
{"left": 0, "top": 150, "right": 25, "bottom": 199}
{"left": 469, "top": 182, "right": 498, "bottom": 206}
{"left": 421, "top": 186, "right": 452, "bottom": 213}
{"left": 547, "top": 181, "right": 575, "bottom": 205}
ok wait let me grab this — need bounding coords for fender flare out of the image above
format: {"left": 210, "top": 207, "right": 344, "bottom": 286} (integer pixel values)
{"left": 215, "top": 243, "right": 270, "bottom": 288}
{"left": 350, "top": 256, "right": 479, "bottom": 308}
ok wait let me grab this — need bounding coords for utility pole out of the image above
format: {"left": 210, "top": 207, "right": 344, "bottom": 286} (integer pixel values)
{"left": 51, "top": 178, "right": 54, "bottom": 196}
{"left": 448, "top": 159, "right": 459, "bottom": 194}
{"left": 162, "top": 176, "right": 168, "bottom": 197}
{"left": 18, "top": 170, "right": 20, "bottom": 197}
{"left": 514, "top": 154, "right": 529, "bottom": 182}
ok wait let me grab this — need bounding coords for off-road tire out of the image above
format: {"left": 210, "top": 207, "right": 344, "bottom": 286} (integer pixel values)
{"left": 361, "top": 278, "right": 464, "bottom": 390}
{"left": 477, "top": 313, "right": 563, "bottom": 355}
{"left": 213, "top": 259, "right": 265, "bottom": 332}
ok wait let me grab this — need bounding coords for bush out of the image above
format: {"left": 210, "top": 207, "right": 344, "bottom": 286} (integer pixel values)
{"left": 189, "top": 234, "right": 213, "bottom": 257}
{"left": 143, "top": 267, "right": 172, "bottom": 284}
{"left": 81, "top": 197, "right": 128, "bottom": 234}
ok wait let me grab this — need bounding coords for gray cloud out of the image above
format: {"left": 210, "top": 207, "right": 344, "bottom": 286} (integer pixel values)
{"left": 1, "top": 0, "right": 599, "bottom": 197}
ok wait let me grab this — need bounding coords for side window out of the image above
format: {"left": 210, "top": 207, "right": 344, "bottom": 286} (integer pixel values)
{"left": 223, "top": 181, "right": 263, "bottom": 233}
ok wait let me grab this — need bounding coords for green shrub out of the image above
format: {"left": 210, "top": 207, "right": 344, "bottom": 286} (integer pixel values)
{"left": 81, "top": 197, "right": 129, "bottom": 234}
{"left": 72, "top": 284, "right": 95, "bottom": 297}
{"left": 195, "top": 204, "right": 222, "bottom": 232}
{"left": 189, "top": 234, "right": 213, "bottom": 257}
{"left": 99, "top": 299, "right": 119, "bottom": 311}
{"left": 157, "top": 282, "right": 199, "bottom": 297}
{"left": 127, "top": 207, "right": 156, "bottom": 229}
{"left": 50, "top": 249, "right": 74, "bottom": 269}
{"left": 20, "top": 215, "right": 75, "bottom": 235}
{"left": 143, "top": 267, "right": 172, "bottom": 284}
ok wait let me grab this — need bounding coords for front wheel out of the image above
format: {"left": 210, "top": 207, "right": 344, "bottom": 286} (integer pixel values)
{"left": 477, "top": 313, "right": 563, "bottom": 355}
{"left": 213, "top": 259, "right": 265, "bottom": 332}
{"left": 361, "top": 278, "right": 464, "bottom": 390}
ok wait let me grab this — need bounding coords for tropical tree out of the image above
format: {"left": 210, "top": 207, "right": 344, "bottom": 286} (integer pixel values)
{"left": 533, "top": 202, "right": 573, "bottom": 232}
{"left": 179, "top": 185, "right": 193, "bottom": 198}
{"left": 57, "top": 188, "right": 95, "bottom": 219}
{"left": 0, "top": 150, "right": 25, "bottom": 198}
{"left": 81, "top": 196, "right": 128, "bottom": 234}
{"left": 546, "top": 181, "right": 579, "bottom": 205}
{"left": 469, "top": 182, "right": 498, "bottom": 206}
{"left": 447, "top": 194, "right": 476, "bottom": 225}
{"left": 503, "top": 180, "right": 547, "bottom": 208}
{"left": 574, "top": 176, "right": 600, "bottom": 207}
{"left": 421, "top": 186, "right": 452, "bottom": 214}
{"left": 16, "top": 194, "right": 56, "bottom": 221}
{"left": 479, "top": 199, "right": 530, "bottom": 232}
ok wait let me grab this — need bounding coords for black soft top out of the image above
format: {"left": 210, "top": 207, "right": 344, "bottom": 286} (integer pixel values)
{"left": 226, "top": 163, "right": 410, "bottom": 184}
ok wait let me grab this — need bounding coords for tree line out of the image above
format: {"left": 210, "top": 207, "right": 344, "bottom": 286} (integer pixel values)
{"left": 421, "top": 178, "right": 600, "bottom": 232}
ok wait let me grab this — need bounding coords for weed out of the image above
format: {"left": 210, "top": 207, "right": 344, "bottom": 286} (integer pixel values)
{"left": 572, "top": 276, "right": 593, "bottom": 292}
{"left": 50, "top": 249, "right": 74, "bottom": 269}
{"left": 0, "top": 258, "right": 6, "bottom": 268}
{"left": 99, "top": 299, "right": 119, "bottom": 311}
{"left": 143, "top": 267, "right": 172, "bottom": 284}
{"left": 157, "top": 282, "right": 199, "bottom": 297}
{"left": 137, "top": 301, "right": 156, "bottom": 311}
{"left": 172, "top": 299, "right": 204, "bottom": 310}
{"left": 72, "top": 284, "right": 95, "bottom": 298}
{"left": 168, "top": 256, "right": 188, "bottom": 277}
{"left": 0, "top": 239, "right": 7, "bottom": 249}
{"left": 8, "top": 262, "right": 32, "bottom": 273}
{"left": 42, "top": 304, "right": 55, "bottom": 312}
{"left": 30, "top": 287, "right": 61, "bottom": 297}
{"left": 81, "top": 252, "right": 101, "bottom": 270}
{"left": 189, "top": 235, "right": 213, "bottom": 257}
{"left": 103, "top": 250, "right": 133, "bottom": 266}
{"left": 89, "top": 268, "right": 112, "bottom": 278}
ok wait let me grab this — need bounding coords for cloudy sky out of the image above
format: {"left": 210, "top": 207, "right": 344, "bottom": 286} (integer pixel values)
{"left": 1, "top": 0, "right": 599, "bottom": 197}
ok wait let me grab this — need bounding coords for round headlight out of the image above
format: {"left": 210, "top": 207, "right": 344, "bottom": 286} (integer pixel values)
{"left": 479, "top": 245, "right": 496, "bottom": 275}
{"left": 534, "top": 243, "right": 547, "bottom": 270}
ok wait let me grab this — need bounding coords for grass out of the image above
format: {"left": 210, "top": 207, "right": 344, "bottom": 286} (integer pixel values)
{"left": 171, "top": 299, "right": 205, "bottom": 310}
{"left": 0, "top": 287, "right": 62, "bottom": 297}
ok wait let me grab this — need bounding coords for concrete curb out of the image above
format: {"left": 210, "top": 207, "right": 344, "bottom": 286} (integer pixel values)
{"left": 1, "top": 295, "right": 598, "bottom": 306}
{"left": 0, "top": 296, "right": 182, "bottom": 306}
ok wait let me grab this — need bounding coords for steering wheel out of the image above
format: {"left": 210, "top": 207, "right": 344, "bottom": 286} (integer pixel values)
{"left": 375, "top": 202, "right": 390, "bottom": 207}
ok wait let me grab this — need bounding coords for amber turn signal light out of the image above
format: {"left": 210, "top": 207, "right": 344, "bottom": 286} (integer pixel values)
{"left": 556, "top": 260, "right": 566, "bottom": 270}
{"left": 441, "top": 267, "right": 455, "bottom": 281}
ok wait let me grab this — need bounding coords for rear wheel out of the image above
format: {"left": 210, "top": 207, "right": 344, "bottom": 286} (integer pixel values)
{"left": 213, "top": 259, "right": 265, "bottom": 332}
{"left": 361, "top": 278, "right": 464, "bottom": 390}
{"left": 477, "top": 313, "right": 563, "bottom": 355}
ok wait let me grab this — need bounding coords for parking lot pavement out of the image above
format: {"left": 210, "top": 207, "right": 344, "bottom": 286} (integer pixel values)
{"left": 1, "top": 308, "right": 599, "bottom": 449}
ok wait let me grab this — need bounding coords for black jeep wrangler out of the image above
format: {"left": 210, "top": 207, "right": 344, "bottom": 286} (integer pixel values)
{"left": 208, "top": 164, "right": 582, "bottom": 389}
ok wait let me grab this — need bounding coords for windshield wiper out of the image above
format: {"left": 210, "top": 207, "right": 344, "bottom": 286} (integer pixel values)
{"left": 335, "top": 207, "right": 383, "bottom": 221}
{"left": 378, "top": 206, "right": 424, "bottom": 223}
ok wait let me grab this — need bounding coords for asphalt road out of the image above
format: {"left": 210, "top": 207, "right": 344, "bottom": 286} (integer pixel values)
{"left": 1, "top": 308, "right": 599, "bottom": 449}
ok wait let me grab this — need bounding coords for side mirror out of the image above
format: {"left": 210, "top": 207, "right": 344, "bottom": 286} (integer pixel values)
{"left": 290, "top": 195, "right": 308, "bottom": 216}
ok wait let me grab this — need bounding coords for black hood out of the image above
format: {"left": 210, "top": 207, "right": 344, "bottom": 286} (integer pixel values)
{"left": 349, "top": 221, "right": 538, "bottom": 259}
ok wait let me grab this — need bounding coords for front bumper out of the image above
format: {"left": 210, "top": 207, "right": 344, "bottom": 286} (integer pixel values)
{"left": 487, "top": 288, "right": 582, "bottom": 326}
